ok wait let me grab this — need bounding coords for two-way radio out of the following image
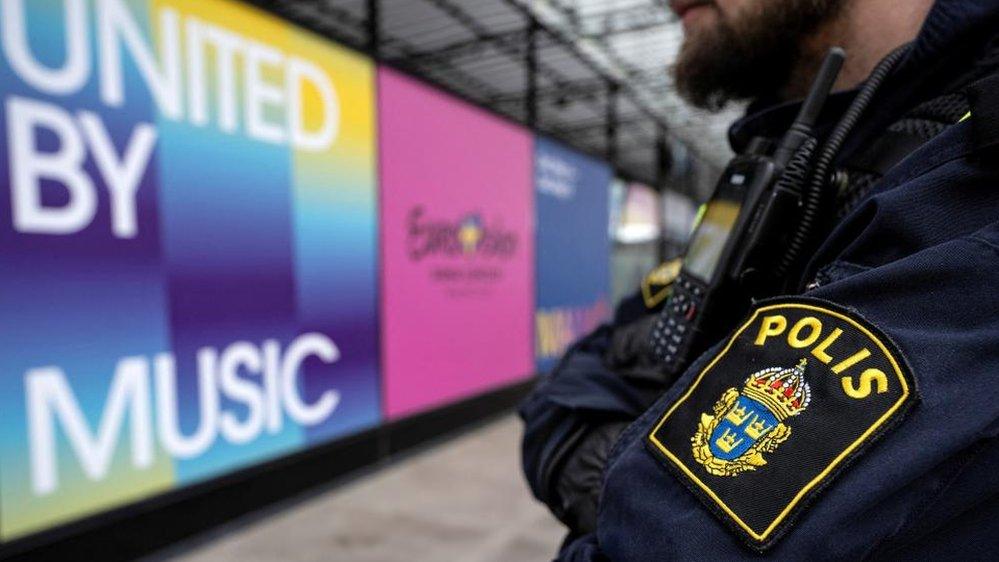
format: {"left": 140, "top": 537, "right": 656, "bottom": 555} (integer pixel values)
{"left": 652, "top": 48, "right": 847, "bottom": 372}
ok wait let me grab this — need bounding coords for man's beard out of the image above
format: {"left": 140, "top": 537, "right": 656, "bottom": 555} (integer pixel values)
{"left": 673, "top": 0, "right": 845, "bottom": 110}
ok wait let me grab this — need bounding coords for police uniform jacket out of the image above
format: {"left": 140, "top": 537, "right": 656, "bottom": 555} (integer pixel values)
{"left": 524, "top": 0, "right": 999, "bottom": 559}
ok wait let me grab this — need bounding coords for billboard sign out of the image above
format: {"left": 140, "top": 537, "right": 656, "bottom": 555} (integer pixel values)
{"left": 534, "top": 138, "right": 611, "bottom": 372}
{"left": 0, "top": 0, "right": 380, "bottom": 538}
{"left": 378, "top": 68, "right": 534, "bottom": 419}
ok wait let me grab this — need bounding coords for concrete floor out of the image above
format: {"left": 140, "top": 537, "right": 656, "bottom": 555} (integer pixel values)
{"left": 166, "top": 414, "right": 566, "bottom": 562}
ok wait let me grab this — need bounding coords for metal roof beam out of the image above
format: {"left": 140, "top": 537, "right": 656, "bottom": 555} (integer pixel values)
{"left": 545, "top": 115, "right": 653, "bottom": 137}
{"left": 486, "top": 77, "right": 609, "bottom": 106}
{"left": 418, "top": 0, "right": 613, "bottom": 118}
{"left": 389, "top": 28, "right": 532, "bottom": 65}
{"left": 575, "top": 3, "right": 674, "bottom": 38}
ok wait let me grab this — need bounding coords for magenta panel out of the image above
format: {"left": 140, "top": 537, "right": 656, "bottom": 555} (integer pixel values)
{"left": 378, "top": 68, "right": 535, "bottom": 419}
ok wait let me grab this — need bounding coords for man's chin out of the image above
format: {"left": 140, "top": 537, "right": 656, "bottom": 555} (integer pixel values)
{"left": 672, "top": 0, "right": 846, "bottom": 108}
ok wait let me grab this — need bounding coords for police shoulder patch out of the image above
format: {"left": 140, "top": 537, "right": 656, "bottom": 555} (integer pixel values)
{"left": 646, "top": 297, "right": 917, "bottom": 550}
{"left": 641, "top": 258, "right": 683, "bottom": 309}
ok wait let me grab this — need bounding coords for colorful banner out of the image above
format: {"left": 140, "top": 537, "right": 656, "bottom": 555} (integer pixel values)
{"left": 534, "top": 137, "right": 611, "bottom": 372}
{"left": 0, "top": 0, "right": 380, "bottom": 539}
{"left": 378, "top": 68, "right": 534, "bottom": 420}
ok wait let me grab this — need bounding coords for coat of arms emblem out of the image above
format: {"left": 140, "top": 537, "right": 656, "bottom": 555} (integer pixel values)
{"left": 692, "top": 359, "right": 811, "bottom": 477}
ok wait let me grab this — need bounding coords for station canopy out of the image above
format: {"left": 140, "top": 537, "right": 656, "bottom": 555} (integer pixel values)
{"left": 259, "top": 0, "right": 743, "bottom": 194}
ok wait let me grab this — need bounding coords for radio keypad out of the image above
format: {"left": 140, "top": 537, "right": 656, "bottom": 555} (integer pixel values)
{"left": 652, "top": 275, "right": 705, "bottom": 371}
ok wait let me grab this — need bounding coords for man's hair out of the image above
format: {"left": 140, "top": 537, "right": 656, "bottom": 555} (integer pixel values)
{"left": 674, "top": 0, "right": 846, "bottom": 110}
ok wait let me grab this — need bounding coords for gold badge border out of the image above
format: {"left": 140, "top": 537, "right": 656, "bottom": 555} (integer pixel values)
{"left": 647, "top": 302, "right": 911, "bottom": 543}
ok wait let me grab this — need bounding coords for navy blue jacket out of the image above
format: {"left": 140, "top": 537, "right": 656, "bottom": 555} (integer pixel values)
{"left": 524, "top": 0, "right": 999, "bottom": 558}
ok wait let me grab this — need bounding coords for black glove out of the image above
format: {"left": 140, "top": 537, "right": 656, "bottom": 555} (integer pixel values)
{"left": 604, "top": 314, "right": 674, "bottom": 386}
{"left": 551, "top": 421, "right": 629, "bottom": 534}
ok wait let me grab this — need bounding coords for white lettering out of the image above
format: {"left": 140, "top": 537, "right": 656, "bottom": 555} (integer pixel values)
{"left": 243, "top": 40, "right": 286, "bottom": 144}
{"left": 2, "top": 2, "right": 343, "bottom": 152}
{"left": 281, "top": 333, "right": 340, "bottom": 426}
{"left": 78, "top": 111, "right": 157, "bottom": 238}
{"left": 7, "top": 97, "right": 96, "bottom": 235}
{"left": 287, "top": 57, "right": 339, "bottom": 151}
{"left": 1, "top": 0, "right": 90, "bottom": 95}
{"left": 27, "top": 359, "right": 153, "bottom": 496}
{"left": 97, "top": 0, "right": 182, "bottom": 119}
{"left": 154, "top": 351, "right": 219, "bottom": 459}
{"left": 184, "top": 17, "right": 208, "bottom": 127}
{"left": 201, "top": 23, "right": 242, "bottom": 134}
{"left": 262, "top": 340, "right": 283, "bottom": 434}
{"left": 218, "top": 341, "right": 265, "bottom": 445}
{"left": 25, "top": 334, "right": 342, "bottom": 495}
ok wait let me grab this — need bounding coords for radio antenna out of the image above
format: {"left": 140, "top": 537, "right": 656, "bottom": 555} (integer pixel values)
{"left": 774, "top": 47, "right": 846, "bottom": 167}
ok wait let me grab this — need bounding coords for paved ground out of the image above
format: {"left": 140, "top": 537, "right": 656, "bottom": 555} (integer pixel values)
{"left": 165, "top": 414, "right": 565, "bottom": 562}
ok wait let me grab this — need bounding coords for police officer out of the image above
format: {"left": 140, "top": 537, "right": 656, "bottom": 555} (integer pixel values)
{"left": 521, "top": 0, "right": 999, "bottom": 558}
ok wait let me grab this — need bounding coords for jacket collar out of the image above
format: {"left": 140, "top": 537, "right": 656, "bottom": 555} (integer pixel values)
{"left": 728, "top": 0, "right": 999, "bottom": 155}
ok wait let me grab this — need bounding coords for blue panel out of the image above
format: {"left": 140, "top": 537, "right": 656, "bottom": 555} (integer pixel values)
{"left": 534, "top": 137, "right": 612, "bottom": 372}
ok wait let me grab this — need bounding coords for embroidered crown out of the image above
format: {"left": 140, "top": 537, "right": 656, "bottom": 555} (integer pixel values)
{"left": 742, "top": 359, "right": 812, "bottom": 421}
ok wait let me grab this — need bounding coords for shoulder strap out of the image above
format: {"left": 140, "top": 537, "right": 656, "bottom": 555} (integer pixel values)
{"left": 965, "top": 72, "right": 999, "bottom": 151}
{"left": 835, "top": 91, "right": 971, "bottom": 216}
